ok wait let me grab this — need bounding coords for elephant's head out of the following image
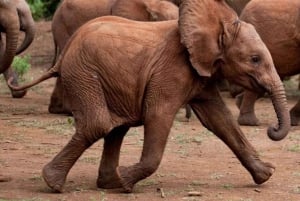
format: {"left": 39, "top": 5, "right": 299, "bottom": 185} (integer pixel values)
{"left": 179, "top": 0, "right": 290, "bottom": 140}
{"left": 0, "top": 0, "right": 20, "bottom": 74}
{"left": 14, "top": 0, "right": 36, "bottom": 54}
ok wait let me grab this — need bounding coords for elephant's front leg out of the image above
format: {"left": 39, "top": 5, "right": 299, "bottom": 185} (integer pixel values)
{"left": 116, "top": 112, "right": 175, "bottom": 193}
{"left": 191, "top": 89, "right": 275, "bottom": 185}
{"left": 237, "top": 90, "right": 261, "bottom": 126}
{"left": 97, "top": 126, "right": 129, "bottom": 189}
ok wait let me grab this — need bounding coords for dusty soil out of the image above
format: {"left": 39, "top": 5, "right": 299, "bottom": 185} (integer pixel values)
{"left": 0, "top": 21, "right": 300, "bottom": 201}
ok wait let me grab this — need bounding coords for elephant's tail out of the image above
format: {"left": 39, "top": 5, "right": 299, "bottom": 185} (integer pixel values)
{"left": 7, "top": 63, "right": 59, "bottom": 92}
{"left": 51, "top": 38, "right": 59, "bottom": 68}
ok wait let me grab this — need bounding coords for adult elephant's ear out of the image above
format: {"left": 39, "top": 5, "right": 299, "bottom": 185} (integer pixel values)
{"left": 179, "top": 0, "right": 237, "bottom": 77}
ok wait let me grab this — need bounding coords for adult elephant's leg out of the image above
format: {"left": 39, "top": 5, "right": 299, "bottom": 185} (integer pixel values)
{"left": 191, "top": 88, "right": 274, "bottom": 185}
{"left": 185, "top": 104, "right": 192, "bottom": 120}
{"left": 3, "top": 68, "right": 27, "bottom": 98}
{"left": 117, "top": 111, "right": 175, "bottom": 193}
{"left": 48, "top": 78, "right": 72, "bottom": 115}
{"left": 97, "top": 125, "right": 129, "bottom": 189}
{"left": 290, "top": 100, "right": 300, "bottom": 126}
{"left": 237, "top": 90, "right": 261, "bottom": 126}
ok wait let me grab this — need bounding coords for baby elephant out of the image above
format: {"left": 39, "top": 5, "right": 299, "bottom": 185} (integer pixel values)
{"left": 9, "top": 0, "right": 290, "bottom": 193}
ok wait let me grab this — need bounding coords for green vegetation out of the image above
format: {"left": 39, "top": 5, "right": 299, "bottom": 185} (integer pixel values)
{"left": 27, "top": 0, "right": 60, "bottom": 20}
{"left": 12, "top": 55, "right": 31, "bottom": 80}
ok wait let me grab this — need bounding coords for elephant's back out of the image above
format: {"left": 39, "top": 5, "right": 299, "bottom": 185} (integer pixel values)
{"left": 60, "top": 16, "right": 180, "bottom": 77}
{"left": 74, "top": 16, "right": 178, "bottom": 58}
{"left": 54, "top": 0, "right": 117, "bottom": 34}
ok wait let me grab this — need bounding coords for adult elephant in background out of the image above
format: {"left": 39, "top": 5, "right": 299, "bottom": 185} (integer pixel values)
{"left": 9, "top": 0, "right": 290, "bottom": 193}
{"left": 235, "top": 0, "right": 300, "bottom": 126}
{"left": 166, "top": 0, "right": 251, "bottom": 14}
{"left": 51, "top": 0, "right": 178, "bottom": 63}
{"left": 0, "top": 0, "right": 34, "bottom": 182}
{"left": 50, "top": 0, "right": 179, "bottom": 115}
{"left": 1, "top": 0, "right": 35, "bottom": 98}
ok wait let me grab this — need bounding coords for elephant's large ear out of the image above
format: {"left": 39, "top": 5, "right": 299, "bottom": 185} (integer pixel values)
{"left": 179, "top": 0, "right": 237, "bottom": 77}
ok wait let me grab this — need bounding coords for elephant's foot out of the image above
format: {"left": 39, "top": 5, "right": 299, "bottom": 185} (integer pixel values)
{"left": 11, "top": 89, "right": 27, "bottom": 98}
{"left": 97, "top": 170, "right": 122, "bottom": 189}
{"left": 42, "top": 163, "right": 67, "bottom": 193}
{"left": 250, "top": 161, "right": 275, "bottom": 184}
{"left": 290, "top": 109, "right": 300, "bottom": 126}
{"left": 238, "top": 112, "right": 260, "bottom": 126}
{"left": 116, "top": 166, "right": 140, "bottom": 193}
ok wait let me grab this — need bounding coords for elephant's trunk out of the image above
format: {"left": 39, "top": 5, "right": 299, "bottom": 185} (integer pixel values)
{"left": 16, "top": 10, "right": 36, "bottom": 54}
{"left": 0, "top": 9, "right": 20, "bottom": 74}
{"left": 267, "top": 82, "right": 291, "bottom": 141}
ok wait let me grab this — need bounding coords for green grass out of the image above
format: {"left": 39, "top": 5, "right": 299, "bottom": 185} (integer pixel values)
{"left": 0, "top": 198, "right": 50, "bottom": 201}
{"left": 287, "top": 144, "right": 300, "bottom": 152}
{"left": 8, "top": 118, "right": 74, "bottom": 136}
{"left": 222, "top": 183, "right": 234, "bottom": 190}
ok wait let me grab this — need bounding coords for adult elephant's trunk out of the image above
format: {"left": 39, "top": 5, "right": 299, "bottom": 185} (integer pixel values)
{"left": 0, "top": 8, "right": 20, "bottom": 74}
{"left": 15, "top": 3, "right": 36, "bottom": 54}
{"left": 16, "top": 23, "right": 35, "bottom": 54}
{"left": 267, "top": 82, "right": 291, "bottom": 141}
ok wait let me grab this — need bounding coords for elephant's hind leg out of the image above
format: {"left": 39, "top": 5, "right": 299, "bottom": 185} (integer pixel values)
{"left": 42, "top": 130, "right": 92, "bottom": 193}
{"left": 97, "top": 125, "right": 129, "bottom": 189}
{"left": 43, "top": 79, "right": 114, "bottom": 192}
{"left": 116, "top": 112, "right": 175, "bottom": 192}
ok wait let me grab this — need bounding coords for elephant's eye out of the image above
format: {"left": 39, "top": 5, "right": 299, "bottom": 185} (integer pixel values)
{"left": 251, "top": 55, "right": 261, "bottom": 65}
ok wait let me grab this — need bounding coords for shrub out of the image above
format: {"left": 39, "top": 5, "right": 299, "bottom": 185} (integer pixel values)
{"left": 27, "top": 0, "right": 60, "bottom": 20}
{"left": 12, "top": 55, "right": 31, "bottom": 80}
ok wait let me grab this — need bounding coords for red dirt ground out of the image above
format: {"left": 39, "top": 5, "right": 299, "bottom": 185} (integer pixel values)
{"left": 1, "top": 20, "right": 300, "bottom": 201}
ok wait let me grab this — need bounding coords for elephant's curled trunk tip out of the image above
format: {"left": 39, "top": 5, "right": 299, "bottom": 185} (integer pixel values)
{"left": 267, "top": 86, "right": 291, "bottom": 141}
{"left": 267, "top": 124, "right": 290, "bottom": 141}
{"left": 7, "top": 68, "right": 59, "bottom": 91}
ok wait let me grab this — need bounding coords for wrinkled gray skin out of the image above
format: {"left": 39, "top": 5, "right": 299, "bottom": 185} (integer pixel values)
{"left": 50, "top": 0, "right": 179, "bottom": 115}
{"left": 1, "top": 0, "right": 35, "bottom": 98}
{"left": 235, "top": 0, "right": 300, "bottom": 126}
{"left": 9, "top": 0, "right": 290, "bottom": 193}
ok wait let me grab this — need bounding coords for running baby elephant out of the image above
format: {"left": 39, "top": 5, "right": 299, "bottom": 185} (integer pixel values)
{"left": 9, "top": 0, "right": 290, "bottom": 193}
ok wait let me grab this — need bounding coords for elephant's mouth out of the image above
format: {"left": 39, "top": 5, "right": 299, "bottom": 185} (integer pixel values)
{"left": 245, "top": 75, "right": 268, "bottom": 94}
